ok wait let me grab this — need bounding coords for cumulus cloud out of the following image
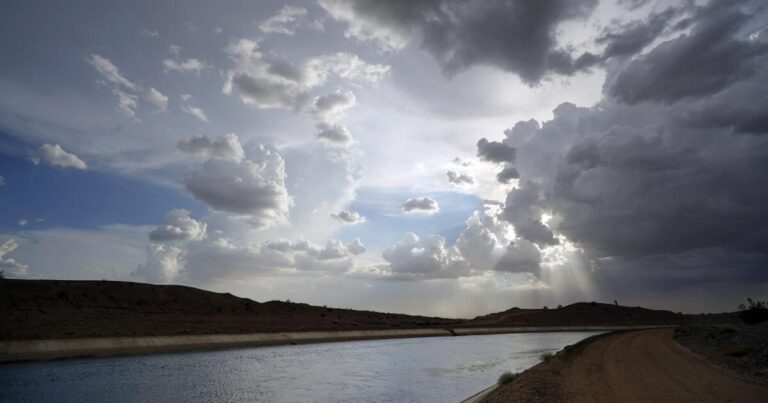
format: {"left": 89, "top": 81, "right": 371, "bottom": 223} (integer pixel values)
{"left": 133, "top": 244, "right": 183, "bottom": 284}
{"left": 446, "top": 171, "right": 475, "bottom": 186}
{"left": 315, "top": 123, "right": 351, "bottom": 145}
{"left": 223, "top": 38, "right": 388, "bottom": 110}
{"left": 477, "top": 138, "right": 517, "bottom": 163}
{"left": 178, "top": 133, "right": 245, "bottom": 162}
{"left": 184, "top": 140, "right": 291, "bottom": 228}
{"left": 379, "top": 202, "right": 544, "bottom": 281}
{"left": 0, "top": 176, "right": 5, "bottom": 186}
{"left": 258, "top": 6, "right": 316, "bottom": 35}
{"left": 148, "top": 209, "right": 207, "bottom": 242}
{"left": 401, "top": 197, "right": 439, "bottom": 214}
{"left": 477, "top": 138, "right": 519, "bottom": 184}
{"left": 145, "top": 87, "right": 168, "bottom": 111}
{"left": 18, "top": 219, "right": 27, "bottom": 226}
{"left": 495, "top": 166, "right": 519, "bottom": 184}
{"left": 311, "top": 89, "right": 356, "bottom": 122}
{"left": 382, "top": 233, "right": 468, "bottom": 280}
{"left": 0, "top": 239, "right": 28, "bottom": 276}
{"left": 33, "top": 144, "right": 87, "bottom": 170}
{"left": 464, "top": 2, "right": 768, "bottom": 297}
{"left": 310, "top": 89, "right": 357, "bottom": 145}
{"left": 330, "top": 210, "right": 366, "bottom": 224}
{"left": 318, "top": 0, "right": 599, "bottom": 83}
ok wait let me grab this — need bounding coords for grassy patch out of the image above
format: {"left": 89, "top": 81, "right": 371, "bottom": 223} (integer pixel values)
{"left": 498, "top": 371, "right": 519, "bottom": 385}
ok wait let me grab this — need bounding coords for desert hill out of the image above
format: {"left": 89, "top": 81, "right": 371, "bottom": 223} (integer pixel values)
{"left": 0, "top": 279, "right": 461, "bottom": 340}
{"left": 0, "top": 279, "right": 732, "bottom": 341}
{"left": 460, "top": 302, "right": 692, "bottom": 328}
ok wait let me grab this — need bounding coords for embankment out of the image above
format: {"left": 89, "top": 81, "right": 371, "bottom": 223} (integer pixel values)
{"left": 480, "top": 328, "right": 768, "bottom": 403}
{"left": 0, "top": 325, "right": 665, "bottom": 363}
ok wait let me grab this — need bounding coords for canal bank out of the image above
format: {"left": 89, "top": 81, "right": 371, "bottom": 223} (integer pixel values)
{"left": 0, "top": 325, "right": 671, "bottom": 363}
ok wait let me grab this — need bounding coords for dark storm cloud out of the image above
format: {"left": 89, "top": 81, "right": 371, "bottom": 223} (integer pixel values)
{"left": 607, "top": 1, "right": 768, "bottom": 104}
{"left": 495, "top": 166, "right": 519, "bottom": 184}
{"left": 477, "top": 138, "right": 516, "bottom": 163}
{"left": 596, "top": 5, "right": 689, "bottom": 59}
{"left": 320, "top": 0, "right": 600, "bottom": 84}
{"left": 477, "top": 138, "right": 520, "bottom": 184}
{"left": 474, "top": 0, "right": 768, "bottom": 298}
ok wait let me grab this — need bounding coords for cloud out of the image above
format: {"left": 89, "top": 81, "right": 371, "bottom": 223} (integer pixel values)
{"left": 316, "top": 123, "right": 353, "bottom": 145}
{"left": 223, "top": 38, "right": 388, "bottom": 110}
{"left": 401, "top": 196, "right": 439, "bottom": 214}
{"left": 310, "top": 89, "right": 357, "bottom": 145}
{"left": 148, "top": 209, "right": 207, "bottom": 242}
{"left": 0, "top": 176, "right": 5, "bottom": 186}
{"left": 495, "top": 166, "right": 519, "bottom": 184}
{"left": 86, "top": 54, "right": 138, "bottom": 91}
{"left": 596, "top": 5, "right": 689, "bottom": 60}
{"left": 311, "top": 89, "right": 356, "bottom": 122}
{"left": 330, "top": 210, "right": 366, "bottom": 224}
{"left": 258, "top": 6, "right": 311, "bottom": 35}
{"left": 145, "top": 87, "right": 168, "bottom": 111}
{"left": 494, "top": 240, "right": 541, "bottom": 274}
{"left": 163, "top": 58, "right": 207, "bottom": 74}
{"left": 382, "top": 233, "right": 469, "bottom": 280}
{"left": 0, "top": 239, "right": 28, "bottom": 276}
{"left": 606, "top": 1, "right": 768, "bottom": 104}
{"left": 184, "top": 141, "right": 291, "bottom": 228}
{"left": 477, "top": 138, "right": 519, "bottom": 183}
{"left": 453, "top": 157, "right": 472, "bottom": 167}
{"left": 86, "top": 54, "right": 163, "bottom": 117}
{"left": 133, "top": 244, "right": 183, "bottom": 284}
{"left": 265, "top": 238, "right": 366, "bottom": 260}
{"left": 181, "top": 104, "right": 209, "bottom": 122}
{"left": 18, "top": 219, "right": 27, "bottom": 226}
{"left": 446, "top": 171, "right": 475, "bottom": 186}
{"left": 34, "top": 144, "right": 87, "bottom": 170}
{"left": 477, "top": 138, "right": 516, "bottom": 163}
{"left": 178, "top": 133, "right": 245, "bottom": 162}
{"left": 465, "top": 1, "right": 768, "bottom": 296}
{"left": 378, "top": 202, "right": 545, "bottom": 282}
{"left": 318, "top": 0, "right": 599, "bottom": 83}
{"left": 140, "top": 28, "right": 159, "bottom": 38}
{"left": 173, "top": 236, "right": 366, "bottom": 282}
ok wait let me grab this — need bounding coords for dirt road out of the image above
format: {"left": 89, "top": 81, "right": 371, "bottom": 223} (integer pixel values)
{"left": 484, "top": 328, "right": 768, "bottom": 402}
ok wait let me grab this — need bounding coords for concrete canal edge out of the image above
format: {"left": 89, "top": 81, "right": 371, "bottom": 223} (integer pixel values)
{"left": 0, "top": 325, "right": 674, "bottom": 363}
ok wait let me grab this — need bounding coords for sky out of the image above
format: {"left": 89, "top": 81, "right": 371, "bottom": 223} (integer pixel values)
{"left": 1, "top": 0, "right": 767, "bottom": 317}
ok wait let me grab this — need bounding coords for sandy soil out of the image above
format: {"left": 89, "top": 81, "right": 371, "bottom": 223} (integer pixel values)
{"left": 483, "top": 328, "right": 768, "bottom": 402}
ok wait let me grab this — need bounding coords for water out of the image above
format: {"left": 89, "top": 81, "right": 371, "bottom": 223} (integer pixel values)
{"left": 0, "top": 331, "right": 600, "bottom": 403}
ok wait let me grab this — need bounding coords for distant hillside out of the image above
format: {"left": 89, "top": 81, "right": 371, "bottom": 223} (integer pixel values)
{"left": 0, "top": 280, "right": 735, "bottom": 341}
{"left": 0, "top": 279, "right": 461, "bottom": 340}
{"left": 460, "top": 302, "right": 731, "bottom": 328}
